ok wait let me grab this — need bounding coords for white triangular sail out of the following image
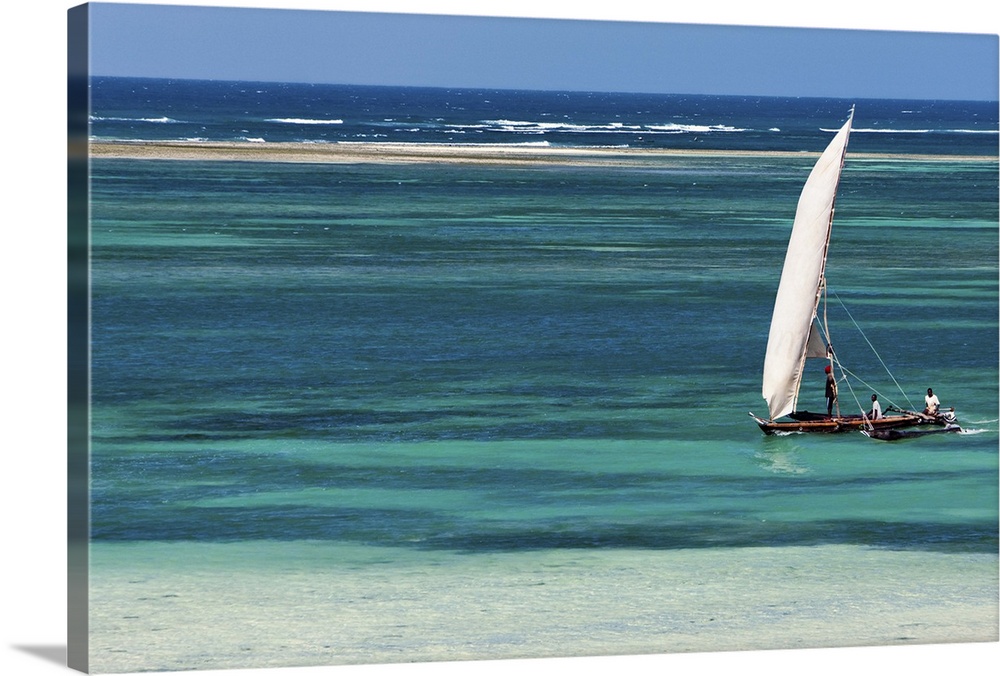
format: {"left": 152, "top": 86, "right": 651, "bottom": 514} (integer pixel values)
{"left": 762, "top": 111, "right": 854, "bottom": 420}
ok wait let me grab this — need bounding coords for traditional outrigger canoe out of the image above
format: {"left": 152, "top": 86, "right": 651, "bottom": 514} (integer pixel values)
{"left": 749, "top": 107, "right": 958, "bottom": 437}
{"left": 749, "top": 408, "right": 957, "bottom": 435}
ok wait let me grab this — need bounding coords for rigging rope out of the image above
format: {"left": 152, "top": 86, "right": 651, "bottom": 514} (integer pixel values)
{"left": 830, "top": 356, "right": 865, "bottom": 414}
{"left": 830, "top": 291, "right": 917, "bottom": 410}
{"left": 835, "top": 362, "right": 901, "bottom": 412}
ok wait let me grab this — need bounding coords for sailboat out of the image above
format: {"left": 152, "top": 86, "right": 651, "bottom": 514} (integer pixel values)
{"left": 749, "top": 108, "right": 956, "bottom": 435}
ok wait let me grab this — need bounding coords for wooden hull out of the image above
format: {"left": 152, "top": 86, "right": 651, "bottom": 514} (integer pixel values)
{"left": 750, "top": 411, "right": 927, "bottom": 435}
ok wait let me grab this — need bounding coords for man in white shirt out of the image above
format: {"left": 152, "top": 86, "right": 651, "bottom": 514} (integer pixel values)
{"left": 869, "top": 393, "right": 882, "bottom": 420}
{"left": 924, "top": 388, "right": 940, "bottom": 415}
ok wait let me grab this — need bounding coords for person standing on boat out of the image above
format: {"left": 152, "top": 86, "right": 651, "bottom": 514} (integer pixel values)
{"left": 825, "top": 365, "right": 837, "bottom": 416}
{"left": 924, "top": 388, "right": 940, "bottom": 415}
{"left": 869, "top": 393, "right": 882, "bottom": 420}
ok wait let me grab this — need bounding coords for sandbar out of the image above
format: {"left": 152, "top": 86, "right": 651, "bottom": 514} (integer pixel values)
{"left": 86, "top": 140, "right": 996, "bottom": 167}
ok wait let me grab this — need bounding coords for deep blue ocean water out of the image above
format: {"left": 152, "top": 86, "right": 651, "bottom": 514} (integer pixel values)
{"left": 85, "top": 77, "right": 998, "bottom": 671}
{"left": 91, "top": 76, "right": 998, "bottom": 154}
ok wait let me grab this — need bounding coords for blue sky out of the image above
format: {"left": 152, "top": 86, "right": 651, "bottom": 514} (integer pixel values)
{"left": 85, "top": 1, "right": 999, "bottom": 101}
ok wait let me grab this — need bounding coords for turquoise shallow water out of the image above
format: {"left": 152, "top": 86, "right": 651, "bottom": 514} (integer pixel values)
{"left": 88, "top": 541, "right": 998, "bottom": 672}
{"left": 90, "top": 154, "right": 998, "bottom": 553}
{"left": 85, "top": 88, "right": 998, "bottom": 671}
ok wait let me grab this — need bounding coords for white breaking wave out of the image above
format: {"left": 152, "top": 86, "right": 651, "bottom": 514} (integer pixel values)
{"left": 646, "top": 123, "right": 746, "bottom": 133}
{"left": 826, "top": 127, "right": 998, "bottom": 135}
{"left": 853, "top": 128, "right": 934, "bottom": 134}
{"left": 90, "top": 115, "right": 180, "bottom": 123}
{"left": 335, "top": 140, "right": 553, "bottom": 147}
{"left": 450, "top": 140, "right": 557, "bottom": 147}
{"left": 265, "top": 118, "right": 344, "bottom": 125}
{"left": 445, "top": 119, "right": 746, "bottom": 135}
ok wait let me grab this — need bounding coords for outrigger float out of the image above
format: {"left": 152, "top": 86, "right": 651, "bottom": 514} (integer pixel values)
{"left": 749, "top": 107, "right": 959, "bottom": 438}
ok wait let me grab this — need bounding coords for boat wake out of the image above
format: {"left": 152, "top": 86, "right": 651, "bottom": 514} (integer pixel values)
{"left": 953, "top": 417, "right": 997, "bottom": 436}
